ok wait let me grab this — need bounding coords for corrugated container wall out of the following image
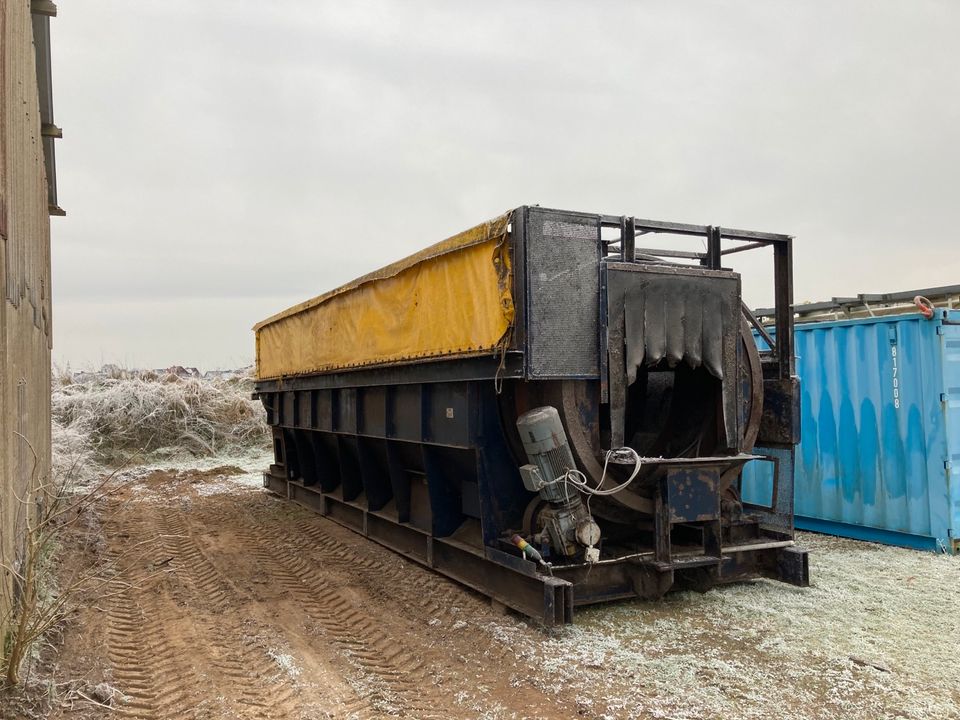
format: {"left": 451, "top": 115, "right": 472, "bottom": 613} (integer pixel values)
{"left": 742, "top": 310, "right": 960, "bottom": 552}
{"left": 1, "top": 0, "right": 59, "bottom": 653}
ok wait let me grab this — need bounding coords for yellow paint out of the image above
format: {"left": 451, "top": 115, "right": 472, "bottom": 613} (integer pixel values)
{"left": 254, "top": 212, "right": 514, "bottom": 380}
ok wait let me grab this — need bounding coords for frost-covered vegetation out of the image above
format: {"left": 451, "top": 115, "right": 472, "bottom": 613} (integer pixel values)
{"left": 52, "top": 366, "right": 269, "bottom": 469}
{"left": 0, "top": 368, "right": 270, "bottom": 699}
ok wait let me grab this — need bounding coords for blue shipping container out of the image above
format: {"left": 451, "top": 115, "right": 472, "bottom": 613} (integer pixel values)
{"left": 742, "top": 309, "right": 960, "bottom": 552}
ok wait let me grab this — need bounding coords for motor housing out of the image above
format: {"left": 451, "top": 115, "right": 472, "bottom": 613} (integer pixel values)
{"left": 517, "top": 406, "right": 600, "bottom": 559}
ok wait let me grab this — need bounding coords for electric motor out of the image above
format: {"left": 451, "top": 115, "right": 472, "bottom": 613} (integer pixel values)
{"left": 515, "top": 406, "right": 578, "bottom": 504}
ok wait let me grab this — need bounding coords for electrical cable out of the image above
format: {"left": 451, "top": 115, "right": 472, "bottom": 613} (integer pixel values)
{"left": 531, "top": 446, "right": 649, "bottom": 504}
{"left": 557, "top": 446, "right": 645, "bottom": 497}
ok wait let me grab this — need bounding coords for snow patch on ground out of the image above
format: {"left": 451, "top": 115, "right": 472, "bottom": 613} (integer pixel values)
{"left": 122, "top": 449, "right": 274, "bottom": 499}
{"left": 267, "top": 649, "right": 302, "bottom": 680}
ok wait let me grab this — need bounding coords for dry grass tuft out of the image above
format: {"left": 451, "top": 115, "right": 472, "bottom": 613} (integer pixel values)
{"left": 52, "top": 369, "right": 269, "bottom": 466}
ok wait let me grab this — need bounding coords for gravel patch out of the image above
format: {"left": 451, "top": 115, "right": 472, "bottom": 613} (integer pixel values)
{"left": 486, "top": 532, "right": 960, "bottom": 719}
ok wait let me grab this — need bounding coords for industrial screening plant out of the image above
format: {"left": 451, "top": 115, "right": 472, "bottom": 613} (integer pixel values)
{"left": 253, "top": 206, "right": 809, "bottom": 624}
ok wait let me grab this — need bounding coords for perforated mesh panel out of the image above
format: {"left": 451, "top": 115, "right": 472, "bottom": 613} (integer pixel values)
{"left": 526, "top": 211, "right": 600, "bottom": 377}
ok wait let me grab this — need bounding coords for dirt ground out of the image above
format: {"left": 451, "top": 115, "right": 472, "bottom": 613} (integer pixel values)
{"left": 9, "top": 458, "right": 960, "bottom": 720}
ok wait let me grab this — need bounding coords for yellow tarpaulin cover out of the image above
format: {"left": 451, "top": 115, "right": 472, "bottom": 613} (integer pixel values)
{"left": 254, "top": 212, "right": 514, "bottom": 380}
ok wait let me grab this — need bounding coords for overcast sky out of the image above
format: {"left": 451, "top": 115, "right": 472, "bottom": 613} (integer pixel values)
{"left": 50, "top": 1, "right": 960, "bottom": 370}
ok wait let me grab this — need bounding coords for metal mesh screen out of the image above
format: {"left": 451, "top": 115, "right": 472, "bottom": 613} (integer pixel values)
{"left": 526, "top": 211, "right": 600, "bottom": 377}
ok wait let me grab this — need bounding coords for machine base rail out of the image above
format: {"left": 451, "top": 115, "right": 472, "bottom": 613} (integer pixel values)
{"left": 265, "top": 471, "right": 809, "bottom": 625}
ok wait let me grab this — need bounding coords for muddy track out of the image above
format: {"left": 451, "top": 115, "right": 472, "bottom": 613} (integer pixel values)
{"left": 102, "top": 515, "right": 267, "bottom": 720}
{"left": 104, "top": 582, "right": 193, "bottom": 719}
{"left": 230, "top": 498, "right": 586, "bottom": 718}
{"left": 170, "top": 500, "right": 454, "bottom": 717}
{"left": 255, "top": 511, "right": 516, "bottom": 664}
{"left": 233, "top": 525, "right": 444, "bottom": 719}
{"left": 55, "top": 469, "right": 600, "bottom": 720}
{"left": 101, "top": 499, "right": 378, "bottom": 719}
{"left": 100, "top": 512, "right": 205, "bottom": 720}
{"left": 156, "top": 507, "right": 241, "bottom": 613}
{"left": 288, "top": 516, "right": 487, "bottom": 619}
{"left": 152, "top": 508, "right": 309, "bottom": 719}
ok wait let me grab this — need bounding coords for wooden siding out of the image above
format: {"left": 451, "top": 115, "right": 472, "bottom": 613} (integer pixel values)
{"left": 0, "top": 0, "right": 54, "bottom": 647}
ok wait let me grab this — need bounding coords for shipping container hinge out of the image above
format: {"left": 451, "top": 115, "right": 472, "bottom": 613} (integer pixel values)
{"left": 946, "top": 460, "right": 953, "bottom": 471}
{"left": 942, "top": 393, "right": 948, "bottom": 404}
{"left": 936, "top": 326, "right": 945, "bottom": 335}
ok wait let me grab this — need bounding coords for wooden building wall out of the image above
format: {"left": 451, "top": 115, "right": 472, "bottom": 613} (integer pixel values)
{"left": 0, "top": 0, "right": 57, "bottom": 648}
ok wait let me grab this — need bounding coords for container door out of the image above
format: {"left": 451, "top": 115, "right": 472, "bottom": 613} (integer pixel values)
{"left": 940, "top": 318, "right": 960, "bottom": 552}
{"left": 789, "top": 317, "right": 940, "bottom": 548}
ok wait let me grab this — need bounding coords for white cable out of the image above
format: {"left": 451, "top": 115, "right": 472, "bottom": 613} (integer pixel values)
{"left": 541, "top": 447, "right": 646, "bottom": 498}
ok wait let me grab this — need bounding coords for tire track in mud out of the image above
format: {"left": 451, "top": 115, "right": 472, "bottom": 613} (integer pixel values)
{"left": 285, "top": 515, "right": 522, "bottom": 665}
{"left": 100, "top": 508, "right": 203, "bottom": 720}
{"left": 291, "top": 517, "right": 484, "bottom": 617}
{"left": 103, "top": 502, "right": 373, "bottom": 720}
{"left": 101, "top": 520, "right": 203, "bottom": 720}
{"left": 98, "top": 475, "right": 585, "bottom": 720}
{"left": 155, "top": 507, "right": 239, "bottom": 613}
{"left": 105, "top": 585, "right": 187, "bottom": 719}
{"left": 235, "top": 505, "right": 586, "bottom": 719}
{"left": 251, "top": 498, "right": 510, "bottom": 640}
{"left": 221, "top": 493, "right": 491, "bottom": 624}
{"left": 156, "top": 503, "right": 382, "bottom": 720}
{"left": 154, "top": 508, "right": 308, "bottom": 719}
{"left": 233, "top": 520, "right": 453, "bottom": 720}
{"left": 236, "top": 496, "right": 591, "bottom": 719}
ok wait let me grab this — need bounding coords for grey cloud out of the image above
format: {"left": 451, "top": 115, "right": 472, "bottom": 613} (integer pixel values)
{"left": 51, "top": 0, "right": 960, "bottom": 368}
